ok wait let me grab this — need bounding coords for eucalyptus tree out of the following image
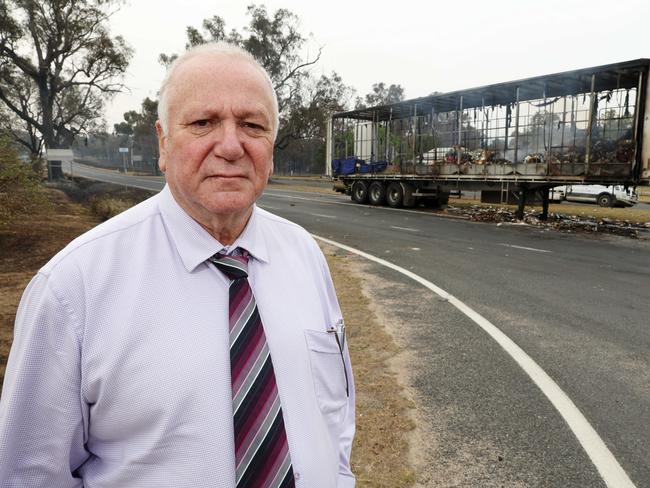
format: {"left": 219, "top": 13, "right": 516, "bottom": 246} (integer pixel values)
{"left": 0, "top": 0, "right": 132, "bottom": 178}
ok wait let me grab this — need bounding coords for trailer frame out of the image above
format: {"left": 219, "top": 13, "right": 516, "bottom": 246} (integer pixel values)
{"left": 328, "top": 59, "right": 650, "bottom": 218}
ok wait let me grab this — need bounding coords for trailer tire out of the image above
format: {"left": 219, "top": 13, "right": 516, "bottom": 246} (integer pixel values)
{"left": 597, "top": 193, "right": 614, "bottom": 207}
{"left": 351, "top": 181, "right": 369, "bottom": 204}
{"left": 368, "top": 181, "right": 386, "bottom": 206}
{"left": 386, "top": 182, "right": 403, "bottom": 208}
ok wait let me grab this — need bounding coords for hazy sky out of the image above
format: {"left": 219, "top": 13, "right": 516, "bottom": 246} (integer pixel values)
{"left": 106, "top": 0, "right": 649, "bottom": 127}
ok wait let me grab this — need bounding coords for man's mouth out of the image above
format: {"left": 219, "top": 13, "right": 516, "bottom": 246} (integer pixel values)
{"left": 208, "top": 174, "right": 245, "bottom": 179}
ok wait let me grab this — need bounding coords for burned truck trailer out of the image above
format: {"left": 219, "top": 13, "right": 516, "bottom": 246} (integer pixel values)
{"left": 327, "top": 59, "right": 650, "bottom": 217}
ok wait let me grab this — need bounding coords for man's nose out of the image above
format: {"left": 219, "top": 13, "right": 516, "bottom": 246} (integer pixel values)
{"left": 213, "top": 122, "right": 245, "bottom": 161}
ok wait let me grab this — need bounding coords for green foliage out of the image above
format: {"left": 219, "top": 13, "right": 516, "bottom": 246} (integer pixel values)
{"left": 116, "top": 98, "right": 158, "bottom": 136}
{"left": 113, "top": 97, "right": 159, "bottom": 165}
{"left": 0, "top": 137, "right": 45, "bottom": 226}
{"left": 355, "top": 83, "right": 405, "bottom": 109}
{"left": 278, "top": 71, "right": 353, "bottom": 150}
{"left": 113, "top": 121, "right": 134, "bottom": 136}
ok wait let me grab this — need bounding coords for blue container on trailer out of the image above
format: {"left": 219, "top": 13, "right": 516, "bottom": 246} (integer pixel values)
{"left": 339, "top": 157, "right": 361, "bottom": 175}
{"left": 370, "top": 161, "right": 388, "bottom": 172}
{"left": 358, "top": 160, "right": 388, "bottom": 173}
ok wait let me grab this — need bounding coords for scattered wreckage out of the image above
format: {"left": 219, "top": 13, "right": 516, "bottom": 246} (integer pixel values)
{"left": 445, "top": 204, "right": 650, "bottom": 239}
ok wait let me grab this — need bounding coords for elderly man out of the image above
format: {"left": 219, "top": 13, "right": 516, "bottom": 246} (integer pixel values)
{"left": 0, "top": 43, "right": 355, "bottom": 488}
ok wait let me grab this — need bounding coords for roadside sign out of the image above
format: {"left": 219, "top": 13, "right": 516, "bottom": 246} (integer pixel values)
{"left": 45, "top": 148, "right": 74, "bottom": 161}
{"left": 119, "top": 147, "right": 129, "bottom": 153}
{"left": 132, "top": 155, "right": 143, "bottom": 162}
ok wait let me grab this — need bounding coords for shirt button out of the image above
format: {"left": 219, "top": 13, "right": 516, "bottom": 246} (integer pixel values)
{"left": 294, "top": 472, "right": 301, "bottom": 480}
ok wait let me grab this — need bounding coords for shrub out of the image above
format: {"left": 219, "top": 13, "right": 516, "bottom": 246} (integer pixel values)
{"left": 0, "top": 138, "right": 45, "bottom": 227}
{"left": 89, "top": 196, "right": 131, "bottom": 221}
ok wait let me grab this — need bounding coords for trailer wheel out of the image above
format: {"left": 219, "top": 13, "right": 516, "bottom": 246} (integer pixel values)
{"left": 386, "top": 182, "right": 403, "bottom": 208}
{"left": 351, "top": 181, "right": 369, "bottom": 204}
{"left": 597, "top": 193, "right": 614, "bottom": 207}
{"left": 368, "top": 181, "right": 386, "bottom": 206}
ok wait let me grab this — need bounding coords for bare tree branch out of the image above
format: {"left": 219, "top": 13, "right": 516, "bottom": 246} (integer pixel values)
{"left": 274, "top": 46, "right": 322, "bottom": 94}
{"left": 0, "top": 0, "right": 131, "bottom": 167}
{"left": 0, "top": 86, "right": 43, "bottom": 131}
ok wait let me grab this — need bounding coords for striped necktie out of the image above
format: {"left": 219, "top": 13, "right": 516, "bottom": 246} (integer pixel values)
{"left": 209, "top": 250, "right": 295, "bottom": 488}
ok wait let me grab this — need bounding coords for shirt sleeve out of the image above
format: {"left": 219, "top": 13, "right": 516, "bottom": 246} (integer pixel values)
{"left": 0, "top": 272, "right": 88, "bottom": 487}
{"left": 317, "top": 251, "right": 356, "bottom": 487}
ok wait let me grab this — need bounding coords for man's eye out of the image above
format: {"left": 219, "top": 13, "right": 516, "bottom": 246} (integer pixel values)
{"left": 243, "top": 122, "right": 265, "bottom": 131}
{"left": 186, "top": 119, "right": 214, "bottom": 134}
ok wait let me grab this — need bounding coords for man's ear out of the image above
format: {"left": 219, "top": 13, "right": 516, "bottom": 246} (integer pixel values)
{"left": 155, "top": 120, "right": 167, "bottom": 173}
{"left": 268, "top": 158, "right": 274, "bottom": 178}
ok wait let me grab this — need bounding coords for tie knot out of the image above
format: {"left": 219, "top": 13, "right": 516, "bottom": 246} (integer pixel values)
{"left": 209, "top": 249, "right": 249, "bottom": 280}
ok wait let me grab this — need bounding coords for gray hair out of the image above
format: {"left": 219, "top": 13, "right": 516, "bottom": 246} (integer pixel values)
{"left": 157, "top": 42, "right": 279, "bottom": 140}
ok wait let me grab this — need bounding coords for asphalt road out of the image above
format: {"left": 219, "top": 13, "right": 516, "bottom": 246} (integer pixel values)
{"left": 66, "top": 162, "right": 649, "bottom": 487}
{"left": 258, "top": 190, "right": 649, "bottom": 488}
{"left": 62, "top": 161, "right": 165, "bottom": 191}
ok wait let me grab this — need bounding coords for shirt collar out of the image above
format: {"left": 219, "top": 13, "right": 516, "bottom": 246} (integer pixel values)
{"left": 158, "top": 185, "right": 269, "bottom": 272}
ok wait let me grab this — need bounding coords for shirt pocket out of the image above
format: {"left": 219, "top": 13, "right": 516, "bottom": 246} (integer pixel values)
{"left": 304, "top": 329, "right": 348, "bottom": 422}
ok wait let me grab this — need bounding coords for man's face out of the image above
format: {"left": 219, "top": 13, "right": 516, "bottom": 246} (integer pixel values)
{"left": 156, "top": 53, "right": 275, "bottom": 225}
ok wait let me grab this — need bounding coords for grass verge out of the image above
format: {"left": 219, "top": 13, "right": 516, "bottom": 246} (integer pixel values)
{"left": 325, "top": 249, "right": 416, "bottom": 487}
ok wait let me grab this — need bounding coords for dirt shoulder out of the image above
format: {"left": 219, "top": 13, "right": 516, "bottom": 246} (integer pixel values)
{"left": 0, "top": 188, "right": 101, "bottom": 384}
{"left": 0, "top": 185, "right": 418, "bottom": 487}
{"left": 324, "top": 246, "right": 417, "bottom": 487}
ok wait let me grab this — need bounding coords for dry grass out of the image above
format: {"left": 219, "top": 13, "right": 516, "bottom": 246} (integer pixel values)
{"left": 325, "top": 250, "right": 417, "bottom": 488}
{"left": 0, "top": 188, "right": 100, "bottom": 384}
{"left": 89, "top": 196, "right": 133, "bottom": 220}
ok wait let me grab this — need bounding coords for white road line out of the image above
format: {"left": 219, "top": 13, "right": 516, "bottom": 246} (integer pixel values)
{"left": 259, "top": 205, "right": 279, "bottom": 210}
{"left": 313, "top": 235, "right": 636, "bottom": 488}
{"left": 500, "top": 243, "right": 552, "bottom": 253}
{"left": 390, "top": 225, "right": 420, "bottom": 232}
{"left": 310, "top": 213, "right": 336, "bottom": 219}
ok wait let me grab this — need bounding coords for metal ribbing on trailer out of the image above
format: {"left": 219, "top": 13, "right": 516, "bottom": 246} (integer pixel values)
{"left": 514, "top": 87, "right": 520, "bottom": 164}
{"left": 546, "top": 83, "right": 554, "bottom": 170}
{"left": 585, "top": 74, "right": 597, "bottom": 169}
{"left": 632, "top": 70, "right": 644, "bottom": 172}
{"left": 412, "top": 103, "right": 417, "bottom": 172}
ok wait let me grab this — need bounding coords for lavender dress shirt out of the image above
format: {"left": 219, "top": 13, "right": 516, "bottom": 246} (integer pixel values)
{"left": 0, "top": 185, "right": 355, "bottom": 487}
